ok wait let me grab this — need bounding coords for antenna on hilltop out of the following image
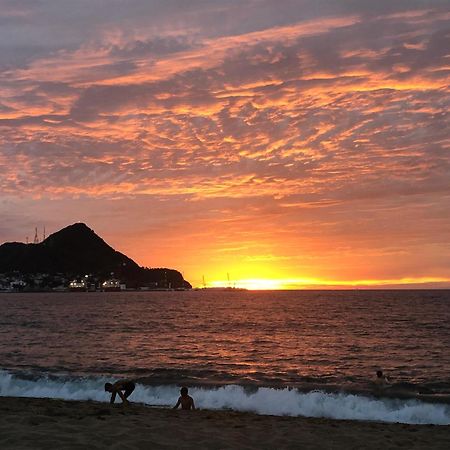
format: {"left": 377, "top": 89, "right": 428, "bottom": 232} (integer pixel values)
{"left": 43, "top": 226, "right": 46, "bottom": 241}
{"left": 33, "top": 227, "right": 39, "bottom": 244}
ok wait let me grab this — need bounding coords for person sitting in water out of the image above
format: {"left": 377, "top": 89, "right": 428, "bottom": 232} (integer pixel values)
{"left": 173, "top": 386, "right": 196, "bottom": 410}
{"left": 104, "top": 379, "right": 135, "bottom": 404}
{"left": 373, "top": 370, "right": 390, "bottom": 388}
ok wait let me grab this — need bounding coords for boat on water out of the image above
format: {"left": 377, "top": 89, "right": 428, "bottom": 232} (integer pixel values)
{"left": 198, "top": 286, "right": 247, "bottom": 291}
{"left": 196, "top": 274, "right": 247, "bottom": 291}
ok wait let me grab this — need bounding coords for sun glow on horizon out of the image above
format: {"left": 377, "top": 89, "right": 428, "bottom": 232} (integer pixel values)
{"left": 203, "top": 276, "right": 450, "bottom": 290}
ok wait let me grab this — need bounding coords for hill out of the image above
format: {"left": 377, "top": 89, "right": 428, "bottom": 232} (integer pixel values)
{"left": 0, "top": 223, "right": 191, "bottom": 289}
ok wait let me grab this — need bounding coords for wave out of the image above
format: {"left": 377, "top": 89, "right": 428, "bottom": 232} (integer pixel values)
{"left": 1, "top": 370, "right": 449, "bottom": 425}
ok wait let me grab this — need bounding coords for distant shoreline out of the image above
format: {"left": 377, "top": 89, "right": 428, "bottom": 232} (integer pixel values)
{"left": 0, "top": 288, "right": 191, "bottom": 294}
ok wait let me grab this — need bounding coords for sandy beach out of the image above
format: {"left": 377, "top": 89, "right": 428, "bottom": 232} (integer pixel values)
{"left": 0, "top": 397, "right": 449, "bottom": 449}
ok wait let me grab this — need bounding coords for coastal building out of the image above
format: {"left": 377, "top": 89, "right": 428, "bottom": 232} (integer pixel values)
{"left": 101, "top": 279, "right": 121, "bottom": 292}
{"left": 69, "top": 279, "right": 87, "bottom": 292}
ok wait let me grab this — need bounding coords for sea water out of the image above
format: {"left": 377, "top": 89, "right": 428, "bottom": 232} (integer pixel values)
{"left": 0, "top": 290, "right": 449, "bottom": 424}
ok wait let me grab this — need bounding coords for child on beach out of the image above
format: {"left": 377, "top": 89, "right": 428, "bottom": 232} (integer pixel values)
{"left": 104, "top": 379, "right": 135, "bottom": 404}
{"left": 173, "top": 387, "right": 196, "bottom": 410}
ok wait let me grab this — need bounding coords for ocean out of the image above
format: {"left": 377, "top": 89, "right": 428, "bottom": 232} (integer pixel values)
{"left": 1, "top": 290, "right": 449, "bottom": 425}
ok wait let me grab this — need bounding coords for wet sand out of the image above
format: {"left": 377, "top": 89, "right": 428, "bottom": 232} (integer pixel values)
{"left": 0, "top": 396, "right": 449, "bottom": 449}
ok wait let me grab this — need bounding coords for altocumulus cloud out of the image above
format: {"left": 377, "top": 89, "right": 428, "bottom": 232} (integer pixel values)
{"left": 0, "top": 0, "right": 449, "bottom": 285}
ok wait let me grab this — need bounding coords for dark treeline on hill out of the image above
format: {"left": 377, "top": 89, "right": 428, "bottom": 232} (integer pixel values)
{"left": 0, "top": 223, "right": 191, "bottom": 289}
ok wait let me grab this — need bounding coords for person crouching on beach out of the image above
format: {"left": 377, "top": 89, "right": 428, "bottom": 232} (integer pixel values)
{"left": 173, "top": 387, "right": 196, "bottom": 410}
{"left": 104, "top": 379, "right": 135, "bottom": 404}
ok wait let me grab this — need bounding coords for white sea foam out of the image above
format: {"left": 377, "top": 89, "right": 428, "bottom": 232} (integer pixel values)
{"left": 1, "top": 370, "right": 449, "bottom": 425}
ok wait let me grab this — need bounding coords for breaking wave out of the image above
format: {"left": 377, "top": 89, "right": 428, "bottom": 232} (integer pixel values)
{"left": 1, "top": 370, "right": 449, "bottom": 425}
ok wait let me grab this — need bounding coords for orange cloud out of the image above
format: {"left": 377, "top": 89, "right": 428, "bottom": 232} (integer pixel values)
{"left": 1, "top": 3, "right": 449, "bottom": 287}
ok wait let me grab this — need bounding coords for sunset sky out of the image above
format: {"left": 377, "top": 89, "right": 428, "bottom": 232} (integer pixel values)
{"left": 1, "top": 0, "right": 449, "bottom": 289}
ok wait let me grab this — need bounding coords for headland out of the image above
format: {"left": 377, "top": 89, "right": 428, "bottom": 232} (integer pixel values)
{"left": 0, "top": 223, "right": 191, "bottom": 292}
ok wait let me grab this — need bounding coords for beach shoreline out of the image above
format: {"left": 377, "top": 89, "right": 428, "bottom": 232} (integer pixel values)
{"left": 1, "top": 396, "right": 449, "bottom": 449}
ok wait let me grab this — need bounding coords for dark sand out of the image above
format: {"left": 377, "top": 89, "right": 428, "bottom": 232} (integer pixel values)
{"left": 0, "top": 397, "right": 449, "bottom": 449}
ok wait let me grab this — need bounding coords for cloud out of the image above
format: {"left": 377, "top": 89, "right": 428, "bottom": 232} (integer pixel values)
{"left": 0, "top": 0, "right": 449, "bottom": 283}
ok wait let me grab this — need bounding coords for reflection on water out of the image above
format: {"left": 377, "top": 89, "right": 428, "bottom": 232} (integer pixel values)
{"left": 0, "top": 290, "right": 449, "bottom": 389}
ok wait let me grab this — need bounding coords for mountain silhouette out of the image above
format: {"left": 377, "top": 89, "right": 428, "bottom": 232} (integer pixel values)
{"left": 0, "top": 223, "right": 190, "bottom": 289}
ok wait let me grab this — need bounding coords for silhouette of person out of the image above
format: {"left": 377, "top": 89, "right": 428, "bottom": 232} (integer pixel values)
{"left": 104, "top": 379, "right": 135, "bottom": 404}
{"left": 173, "top": 386, "right": 196, "bottom": 410}
{"left": 373, "top": 370, "right": 390, "bottom": 388}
